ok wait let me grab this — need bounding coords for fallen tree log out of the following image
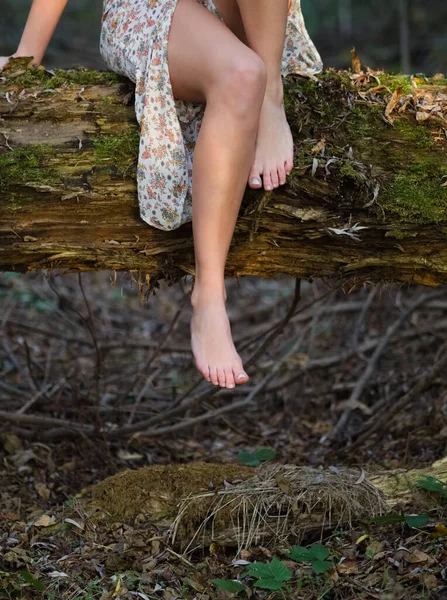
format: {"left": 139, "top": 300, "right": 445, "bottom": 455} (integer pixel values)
{"left": 1, "top": 60, "right": 447, "bottom": 290}
{"left": 81, "top": 458, "right": 447, "bottom": 551}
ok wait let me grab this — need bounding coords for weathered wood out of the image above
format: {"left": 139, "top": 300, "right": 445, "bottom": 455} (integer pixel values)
{"left": 1, "top": 63, "right": 447, "bottom": 290}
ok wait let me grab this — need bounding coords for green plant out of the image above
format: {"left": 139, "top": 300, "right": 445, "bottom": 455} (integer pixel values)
{"left": 416, "top": 475, "right": 447, "bottom": 497}
{"left": 369, "top": 513, "right": 430, "bottom": 528}
{"left": 243, "top": 556, "right": 292, "bottom": 590}
{"left": 18, "top": 569, "right": 44, "bottom": 591}
{"left": 237, "top": 447, "right": 277, "bottom": 467}
{"left": 212, "top": 579, "right": 245, "bottom": 594}
{"left": 287, "top": 544, "right": 332, "bottom": 574}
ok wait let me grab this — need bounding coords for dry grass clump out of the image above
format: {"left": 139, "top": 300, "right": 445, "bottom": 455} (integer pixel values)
{"left": 89, "top": 461, "right": 386, "bottom": 552}
{"left": 169, "top": 463, "right": 386, "bottom": 552}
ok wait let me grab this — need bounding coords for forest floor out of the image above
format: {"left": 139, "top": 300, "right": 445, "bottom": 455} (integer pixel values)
{"left": 0, "top": 270, "right": 446, "bottom": 600}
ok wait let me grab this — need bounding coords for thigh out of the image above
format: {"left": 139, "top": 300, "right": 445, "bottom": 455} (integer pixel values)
{"left": 210, "top": 0, "right": 248, "bottom": 45}
{"left": 167, "top": 0, "right": 253, "bottom": 104}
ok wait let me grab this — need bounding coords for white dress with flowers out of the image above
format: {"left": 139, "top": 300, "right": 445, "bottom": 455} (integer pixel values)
{"left": 99, "top": 0, "right": 323, "bottom": 231}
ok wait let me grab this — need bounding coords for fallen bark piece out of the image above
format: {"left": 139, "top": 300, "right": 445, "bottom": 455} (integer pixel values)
{"left": 1, "top": 65, "right": 447, "bottom": 290}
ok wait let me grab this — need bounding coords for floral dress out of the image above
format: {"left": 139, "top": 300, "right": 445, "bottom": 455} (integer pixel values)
{"left": 99, "top": 0, "right": 323, "bottom": 231}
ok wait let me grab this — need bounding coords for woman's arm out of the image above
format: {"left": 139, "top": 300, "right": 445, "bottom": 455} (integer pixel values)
{"left": 11, "top": 0, "right": 69, "bottom": 65}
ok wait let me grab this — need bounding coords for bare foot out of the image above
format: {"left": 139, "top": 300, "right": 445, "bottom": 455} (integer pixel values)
{"left": 190, "top": 295, "right": 249, "bottom": 389}
{"left": 248, "top": 94, "right": 294, "bottom": 191}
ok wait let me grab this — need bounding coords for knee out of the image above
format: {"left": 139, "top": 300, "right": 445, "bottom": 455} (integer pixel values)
{"left": 232, "top": 54, "right": 267, "bottom": 93}
{"left": 219, "top": 54, "right": 267, "bottom": 113}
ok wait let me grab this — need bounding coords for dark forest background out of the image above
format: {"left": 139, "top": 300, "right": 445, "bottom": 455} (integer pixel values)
{"left": 0, "top": 0, "right": 446, "bottom": 75}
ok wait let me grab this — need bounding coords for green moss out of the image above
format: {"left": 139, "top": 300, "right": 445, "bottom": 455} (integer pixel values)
{"left": 2, "top": 66, "right": 123, "bottom": 90}
{"left": 283, "top": 88, "right": 296, "bottom": 113}
{"left": 426, "top": 77, "right": 447, "bottom": 86}
{"left": 382, "top": 170, "right": 447, "bottom": 224}
{"left": 296, "top": 76, "right": 320, "bottom": 95}
{"left": 287, "top": 71, "right": 350, "bottom": 138}
{"left": 346, "top": 104, "right": 385, "bottom": 140}
{"left": 374, "top": 73, "right": 413, "bottom": 94}
{"left": 384, "top": 227, "right": 419, "bottom": 240}
{"left": 0, "top": 144, "right": 60, "bottom": 188}
{"left": 339, "top": 159, "right": 364, "bottom": 181}
{"left": 34, "top": 108, "right": 72, "bottom": 122}
{"left": 394, "top": 119, "right": 433, "bottom": 149}
{"left": 93, "top": 128, "right": 139, "bottom": 164}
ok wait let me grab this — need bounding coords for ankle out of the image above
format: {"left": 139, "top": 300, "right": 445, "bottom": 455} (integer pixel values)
{"left": 191, "top": 282, "right": 227, "bottom": 308}
{"left": 263, "top": 77, "right": 284, "bottom": 106}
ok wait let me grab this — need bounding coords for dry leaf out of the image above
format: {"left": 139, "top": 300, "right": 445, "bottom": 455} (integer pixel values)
{"left": 275, "top": 473, "right": 291, "bottom": 494}
{"left": 430, "top": 523, "right": 447, "bottom": 538}
{"left": 416, "top": 111, "right": 430, "bottom": 122}
{"left": 35, "top": 482, "right": 51, "bottom": 500}
{"left": 64, "top": 518, "right": 84, "bottom": 530}
{"left": 337, "top": 559, "right": 359, "bottom": 575}
{"left": 351, "top": 47, "right": 361, "bottom": 74}
{"left": 310, "top": 137, "right": 326, "bottom": 154}
{"left": 117, "top": 450, "right": 145, "bottom": 460}
{"left": 34, "top": 514, "right": 56, "bottom": 527}
{"left": 1, "top": 433, "right": 23, "bottom": 455}
{"left": 385, "top": 86, "right": 403, "bottom": 123}
{"left": 405, "top": 550, "right": 429, "bottom": 564}
{"left": 60, "top": 460, "right": 77, "bottom": 473}
{"left": 421, "top": 573, "right": 438, "bottom": 590}
{"left": 368, "top": 85, "right": 390, "bottom": 95}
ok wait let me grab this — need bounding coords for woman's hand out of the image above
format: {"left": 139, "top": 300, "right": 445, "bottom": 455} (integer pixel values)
{"left": 0, "top": 53, "right": 37, "bottom": 73}
{"left": 0, "top": 56, "right": 12, "bottom": 72}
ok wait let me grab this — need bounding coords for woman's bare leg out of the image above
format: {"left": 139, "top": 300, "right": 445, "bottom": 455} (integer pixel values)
{"left": 214, "top": 0, "right": 293, "bottom": 192}
{"left": 168, "top": 0, "right": 267, "bottom": 388}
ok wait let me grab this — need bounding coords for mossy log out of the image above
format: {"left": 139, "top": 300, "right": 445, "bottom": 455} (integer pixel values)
{"left": 1, "top": 63, "right": 447, "bottom": 290}
{"left": 85, "top": 458, "right": 447, "bottom": 550}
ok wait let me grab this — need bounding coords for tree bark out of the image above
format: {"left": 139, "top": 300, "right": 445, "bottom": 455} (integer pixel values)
{"left": 1, "top": 63, "right": 447, "bottom": 291}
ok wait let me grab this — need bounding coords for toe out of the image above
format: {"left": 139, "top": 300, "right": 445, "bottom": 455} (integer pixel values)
{"left": 225, "top": 368, "right": 235, "bottom": 389}
{"left": 269, "top": 167, "right": 279, "bottom": 189}
{"left": 285, "top": 157, "right": 294, "bottom": 175}
{"left": 248, "top": 165, "right": 263, "bottom": 189}
{"left": 233, "top": 362, "right": 249, "bottom": 384}
{"left": 198, "top": 362, "right": 211, "bottom": 382}
{"left": 278, "top": 163, "right": 287, "bottom": 186}
{"left": 235, "top": 371, "right": 249, "bottom": 384}
{"left": 263, "top": 169, "right": 273, "bottom": 191}
{"left": 217, "top": 367, "right": 226, "bottom": 388}
{"left": 209, "top": 366, "right": 219, "bottom": 386}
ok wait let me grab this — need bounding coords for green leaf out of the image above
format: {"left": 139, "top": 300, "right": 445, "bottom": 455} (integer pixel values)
{"left": 288, "top": 546, "right": 314, "bottom": 562}
{"left": 253, "top": 578, "right": 282, "bottom": 591}
{"left": 369, "top": 514, "right": 405, "bottom": 525}
{"left": 404, "top": 514, "right": 430, "bottom": 528}
{"left": 416, "top": 475, "right": 445, "bottom": 493}
{"left": 269, "top": 557, "right": 292, "bottom": 582}
{"left": 310, "top": 544, "right": 330, "bottom": 561}
{"left": 238, "top": 448, "right": 277, "bottom": 466}
{"left": 312, "top": 560, "right": 332, "bottom": 574}
{"left": 254, "top": 448, "right": 277, "bottom": 462}
{"left": 237, "top": 451, "right": 260, "bottom": 467}
{"left": 212, "top": 579, "right": 245, "bottom": 593}
{"left": 244, "top": 561, "right": 272, "bottom": 579}
{"left": 18, "top": 569, "right": 45, "bottom": 592}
